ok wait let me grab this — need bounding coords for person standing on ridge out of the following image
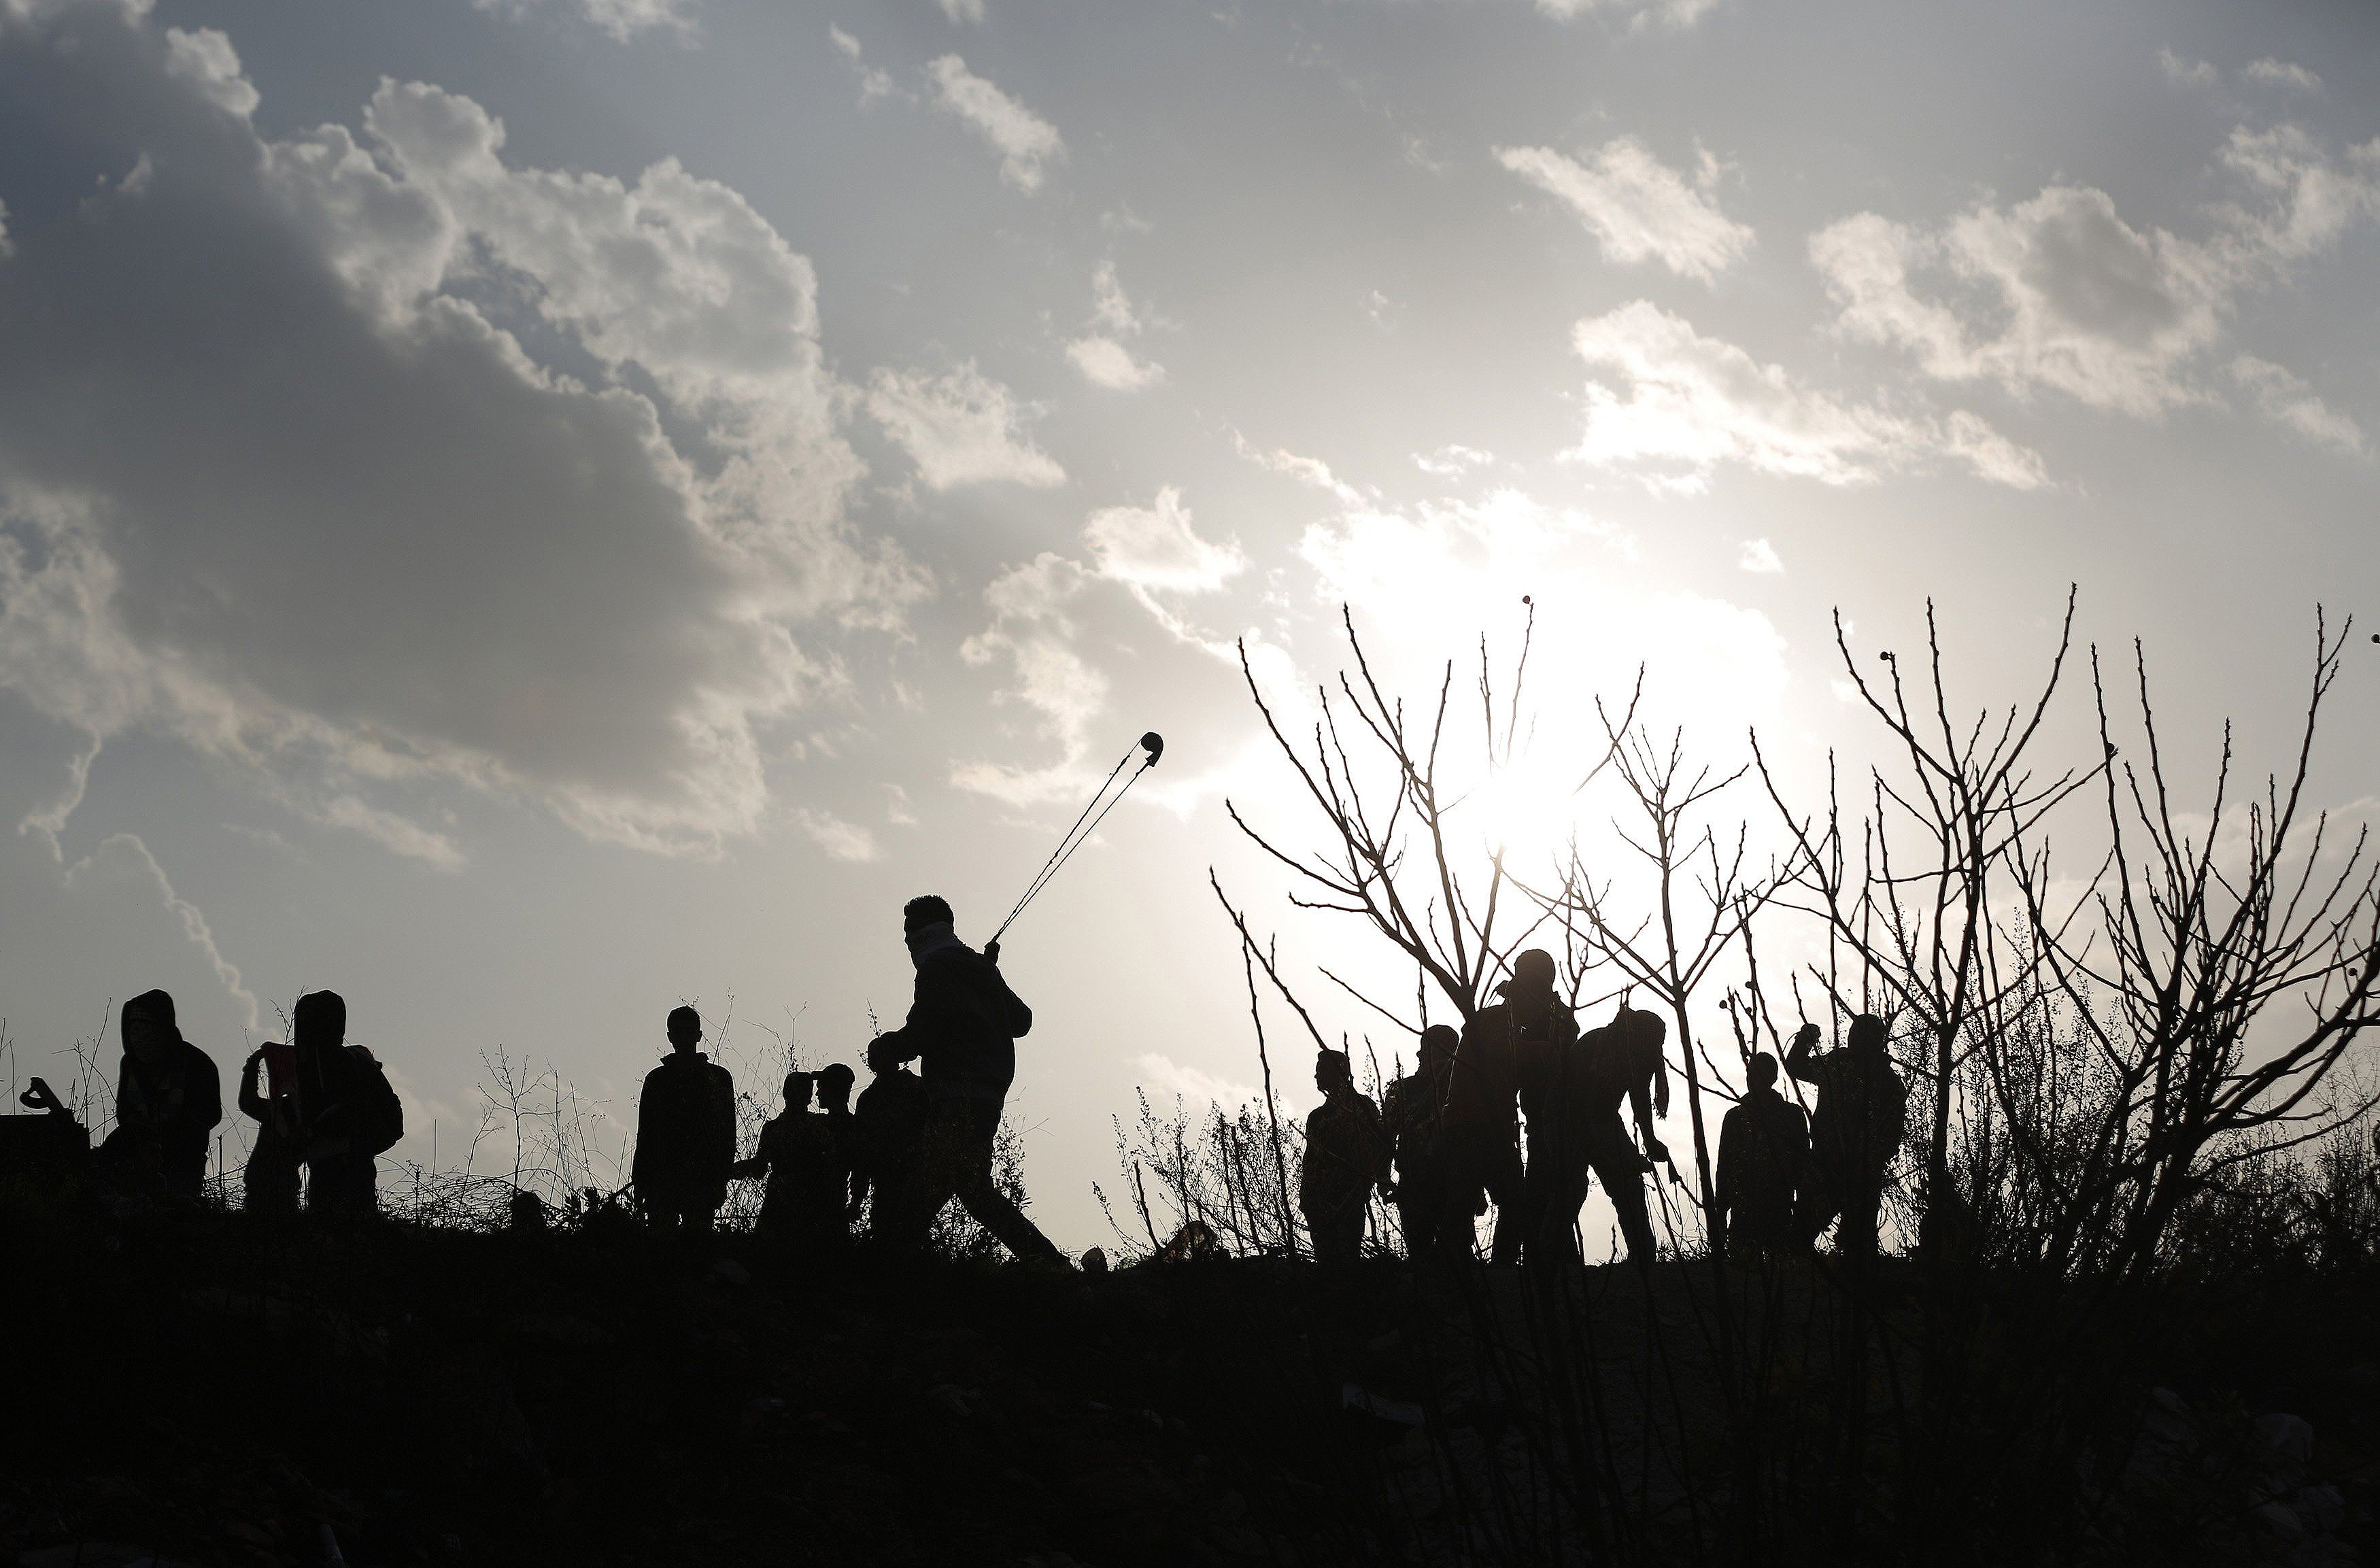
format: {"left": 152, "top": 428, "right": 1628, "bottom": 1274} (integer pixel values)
{"left": 1384, "top": 1025, "right": 1457, "bottom": 1259}
{"left": 852, "top": 1036, "right": 929, "bottom": 1244}
{"left": 1564, "top": 1004, "right": 1670, "bottom": 1269}
{"left": 237, "top": 1043, "right": 301, "bottom": 1215}
{"left": 106, "top": 989, "right": 222, "bottom": 1202}
{"left": 872, "top": 896, "right": 1066, "bottom": 1265}
{"left": 1788, "top": 1017, "right": 1906, "bottom": 1259}
{"left": 1441, "top": 951, "right": 1562, "bottom": 1263}
{"left": 634, "top": 1005, "right": 737, "bottom": 1233}
{"left": 1299, "top": 1048, "right": 1390, "bottom": 1265}
{"left": 1717, "top": 1051, "right": 1809, "bottom": 1259}
{"left": 288, "top": 990, "right": 403, "bottom": 1218}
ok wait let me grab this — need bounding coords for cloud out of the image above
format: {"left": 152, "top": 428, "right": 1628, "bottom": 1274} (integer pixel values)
{"left": 792, "top": 806, "right": 879, "bottom": 862}
{"left": 1066, "top": 262, "right": 1164, "bottom": 388}
{"left": 1068, "top": 337, "right": 1163, "bottom": 390}
{"left": 2245, "top": 58, "right": 2321, "bottom": 94}
{"left": 829, "top": 26, "right": 899, "bottom": 103}
{"left": 953, "top": 555, "right": 1108, "bottom": 805}
{"left": 474, "top": 0, "right": 696, "bottom": 43}
{"left": 0, "top": 0, "right": 916, "bottom": 858}
{"left": 1083, "top": 488, "right": 1246, "bottom": 594}
{"left": 1811, "top": 129, "right": 2380, "bottom": 417}
{"left": 1414, "top": 445, "right": 1493, "bottom": 478}
{"left": 1564, "top": 301, "right": 2047, "bottom": 492}
{"left": 1737, "top": 537, "right": 1782, "bottom": 574}
{"left": 937, "top": 0, "right": 987, "bottom": 22}
{"left": 1135, "top": 1052, "right": 1259, "bottom": 1110}
{"left": 2231, "top": 356, "right": 2367, "bottom": 454}
{"left": 928, "top": 55, "right": 1063, "bottom": 194}
{"left": 1292, "top": 488, "right": 1789, "bottom": 794}
{"left": 1535, "top": 0, "right": 1720, "bottom": 29}
{"left": 866, "top": 363, "right": 1066, "bottom": 489}
{"left": 2158, "top": 48, "right": 2217, "bottom": 89}
{"left": 1497, "top": 138, "right": 1752, "bottom": 282}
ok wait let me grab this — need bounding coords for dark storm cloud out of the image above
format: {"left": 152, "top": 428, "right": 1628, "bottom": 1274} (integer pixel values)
{"left": 0, "top": 0, "right": 913, "bottom": 854}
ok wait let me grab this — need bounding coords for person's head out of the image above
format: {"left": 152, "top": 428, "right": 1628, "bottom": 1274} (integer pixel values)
{"left": 902, "top": 894, "right": 956, "bottom": 953}
{"left": 816, "top": 1063, "right": 855, "bottom": 1111}
{"left": 120, "top": 990, "right": 177, "bottom": 1063}
{"left": 1418, "top": 1023, "right": 1459, "bottom": 1069}
{"left": 293, "top": 990, "right": 346, "bottom": 1052}
{"left": 1849, "top": 1014, "right": 1888, "bottom": 1056}
{"left": 1618, "top": 1004, "right": 1667, "bottom": 1048}
{"left": 666, "top": 1006, "right": 702, "bottom": 1054}
{"left": 866, "top": 1036, "right": 904, "bottom": 1076}
{"left": 1508, "top": 947, "right": 1557, "bottom": 1004}
{"left": 1315, "top": 1048, "right": 1354, "bottom": 1095}
{"left": 782, "top": 1070, "right": 815, "bottom": 1110}
{"left": 1747, "top": 1053, "right": 1778, "bottom": 1091}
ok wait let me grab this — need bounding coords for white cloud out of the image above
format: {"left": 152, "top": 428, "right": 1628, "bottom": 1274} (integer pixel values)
{"left": 1535, "top": 0, "right": 1720, "bottom": 29}
{"left": 2158, "top": 48, "right": 2217, "bottom": 89}
{"left": 2231, "top": 356, "right": 2367, "bottom": 454}
{"left": 1811, "top": 129, "right": 2380, "bottom": 417}
{"left": 1240, "top": 439, "right": 1368, "bottom": 506}
{"left": 0, "top": 1, "right": 917, "bottom": 859}
{"left": 475, "top": 0, "right": 696, "bottom": 43}
{"left": 1083, "top": 488, "right": 1246, "bottom": 594}
{"left": 1414, "top": 444, "right": 1494, "bottom": 477}
{"left": 1737, "top": 537, "right": 1782, "bottom": 574}
{"left": 1068, "top": 262, "right": 1165, "bottom": 388}
{"left": 1067, "top": 336, "right": 1164, "bottom": 390}
{"left": 1497, "top": 138, "right": 1752, "bottom": 282}
{"left": 1565, "top": 301, "right": 2047, "bottom": 492}
{"left": 164, "top": 27, "right": 259, "bottom": 118}
{"left": 928, "top": 54, "right": 1063, "bottom": 194}
{"left": 829, "top": 26, "right": 898, "bottom": 104}
{"left": 1136, "top": 1051, "right": 1259, "bottom": 1110}
{"left": 937, "top": 0, "right": 987, "bottom": 22}
{"left": 1090, "top": 261, "right": 1140, "bottom": 335}
{"left": 953, "top": 555, "right": 1108, "bottom": 805}
{"left": 792, "top": 806, "right": 879, "bottom": 862}
{"left": 2246, "top": 58, "right": 2322, "bottom": 93}
{"left": 866, "top": 362, "right": 1066, "bottom": 490}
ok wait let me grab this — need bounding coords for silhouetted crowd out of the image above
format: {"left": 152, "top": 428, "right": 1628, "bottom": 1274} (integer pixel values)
{"left": 14, "top": 911, "right": 1905, "bottom": 1269}
{"left": 1338, "top": 948, "right": 1909, "bottom": 1269}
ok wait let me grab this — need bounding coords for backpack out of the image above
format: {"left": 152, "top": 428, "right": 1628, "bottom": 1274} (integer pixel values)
{"left": 352, "top": 1051, "right": 405, "bottom": 1157}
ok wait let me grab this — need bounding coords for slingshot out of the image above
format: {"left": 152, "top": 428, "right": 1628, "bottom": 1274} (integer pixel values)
{"left": 990, "top": 732, "right": 1163, "bottom": 947}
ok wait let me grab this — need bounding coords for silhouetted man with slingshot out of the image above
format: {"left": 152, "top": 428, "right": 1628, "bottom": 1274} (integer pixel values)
{"left": 872, "top": 896, "right": 1066, "bottom": 1267}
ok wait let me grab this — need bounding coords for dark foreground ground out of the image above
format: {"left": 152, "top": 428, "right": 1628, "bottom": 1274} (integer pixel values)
{"left": 5, "top": 1195, "right": 2378, "bottom": 1567}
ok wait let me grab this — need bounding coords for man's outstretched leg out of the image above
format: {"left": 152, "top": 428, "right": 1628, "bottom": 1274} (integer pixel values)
{"left": 932, "top": 1092, "right": 1064, "bottom": 1265}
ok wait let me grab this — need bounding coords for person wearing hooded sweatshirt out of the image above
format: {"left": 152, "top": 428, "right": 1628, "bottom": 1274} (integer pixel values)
{"left": 634, "top": 1006, "right": 737, "bottom": 1233}
{"left": 290, "top": 990, "right": 403, "bottom": 1218}
{"left": 106, "top": 989, "right": 222, "bottom": 1201}
{"left": 871, "top": 895, "right": 1065, "bottom": 1265}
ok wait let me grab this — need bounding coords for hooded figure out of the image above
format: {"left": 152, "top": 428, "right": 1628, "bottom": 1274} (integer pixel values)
{"left": 107, "top": 989, "right": 222, "bottom": 1200}
{"left": 871, "top": 896, "right": 1064, "bottom": 1265}
{"left": 634, "top": 1006, "right": 738, "bottom": 1233}
{"left": 290, "top": 990, "right": 403, "bottom": 1218}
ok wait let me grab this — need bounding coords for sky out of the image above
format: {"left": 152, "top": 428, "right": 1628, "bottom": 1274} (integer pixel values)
{"left": 2, "top": 0, "right": 2375, "bottom": 1250}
